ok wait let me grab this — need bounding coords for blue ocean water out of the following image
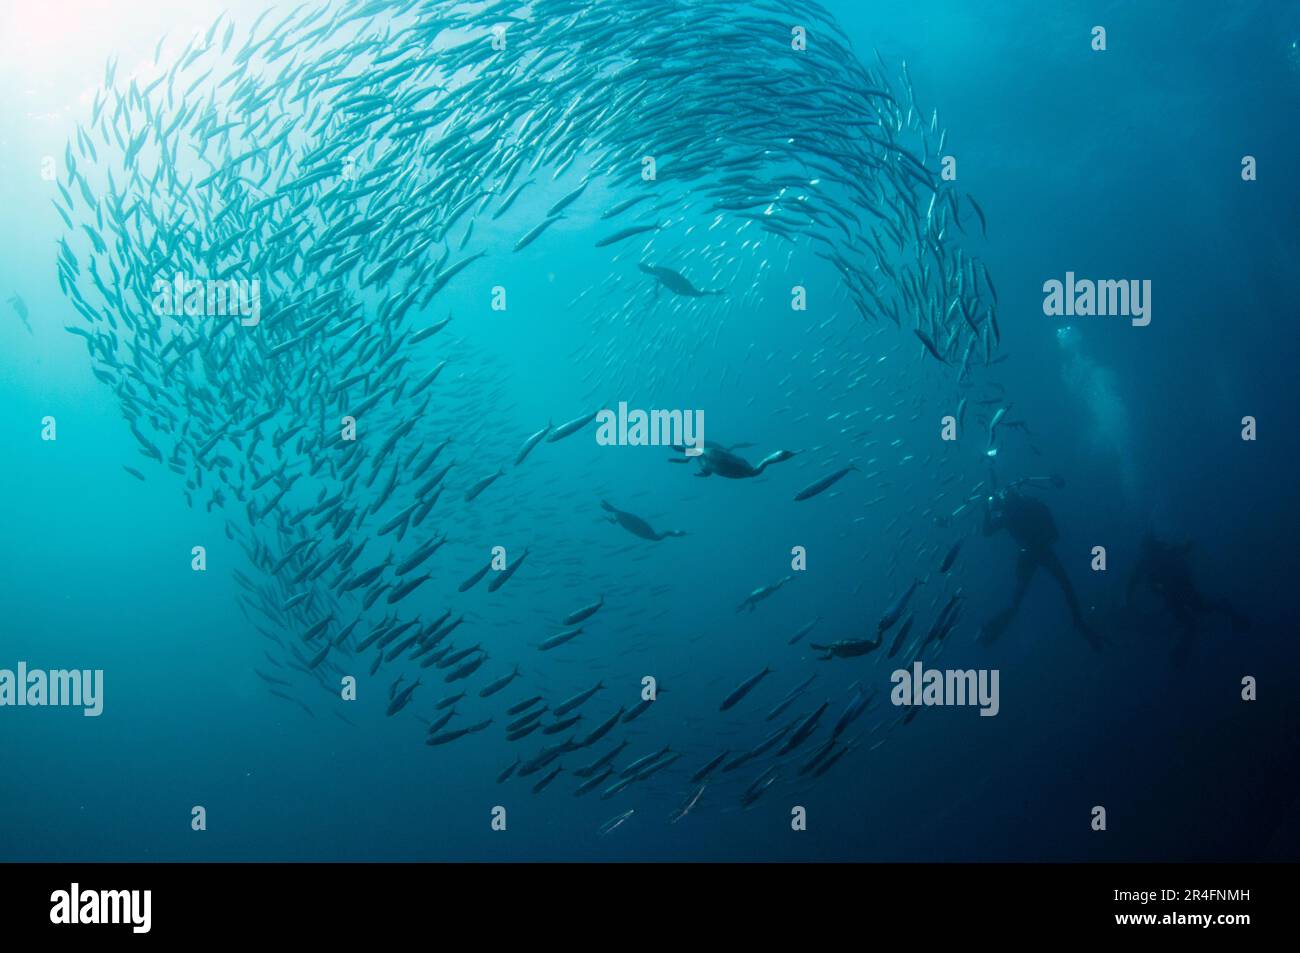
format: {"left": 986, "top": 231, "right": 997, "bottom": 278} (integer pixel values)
{"left": 1, "top": 0, "right": 1298, "bottom": 862}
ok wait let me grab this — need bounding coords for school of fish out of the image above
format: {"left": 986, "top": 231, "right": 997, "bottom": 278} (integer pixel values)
{"left": 52, "top": 0, "right": 1017, "bottom": 835}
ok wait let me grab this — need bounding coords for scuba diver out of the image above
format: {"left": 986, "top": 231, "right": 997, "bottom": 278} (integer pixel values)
{"left": 1126, "top": 533, "right": 1250, "bottom": 666}
{"left": 978, "top": 474, "right": 1102, "bottom": 651}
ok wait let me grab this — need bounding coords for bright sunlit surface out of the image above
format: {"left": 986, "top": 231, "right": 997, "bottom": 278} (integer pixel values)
{"left": 0, "top": 0, "right": 254, "bottom": 129}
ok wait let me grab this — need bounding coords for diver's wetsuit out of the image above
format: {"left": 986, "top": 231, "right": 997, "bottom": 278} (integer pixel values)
{"left": 981, "top": 488, "right": 1096, "bottom": 648}
{"left": 1127, "top": 535, "right": 1249, "bottom": 664}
